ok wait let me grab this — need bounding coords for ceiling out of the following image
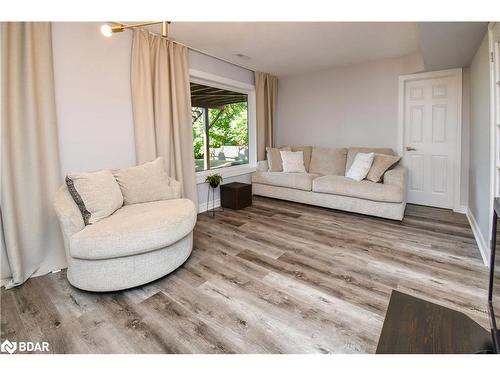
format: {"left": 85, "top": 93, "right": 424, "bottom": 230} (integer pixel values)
{"left": 167, "top": 22, "right": 420, "bottom": 77}
{"left": 417, "top": 22, "right": 488, "bottom": 71}
{"left": 143, "top": 22, "right": 488, "bottom": 77}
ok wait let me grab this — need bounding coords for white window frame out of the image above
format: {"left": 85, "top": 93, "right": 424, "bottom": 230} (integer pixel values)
{"left": 189, "top": 69, "right": 257, "bottom": 184}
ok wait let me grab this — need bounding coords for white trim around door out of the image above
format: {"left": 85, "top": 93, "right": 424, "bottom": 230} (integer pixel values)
{"left": 488, "top": 22, "right": 500, "bottom": 257}
{"left": 398, "top": 68, "right": 463, "bottom": 212}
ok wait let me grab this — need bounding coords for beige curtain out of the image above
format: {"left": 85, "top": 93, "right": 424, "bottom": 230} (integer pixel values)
{"left": 255, "top": 71, "right": 278, "bottom": 161}
{"left": 131, "top": 29, "right": 197, "bottom": 205}
{"left": 1, "top": 22, "right": 66, "bottom": 287}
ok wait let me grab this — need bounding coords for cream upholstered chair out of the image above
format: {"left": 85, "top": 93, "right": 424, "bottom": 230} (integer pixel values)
{"left": 53, "top": 177, "right": 197, "bottom": 292}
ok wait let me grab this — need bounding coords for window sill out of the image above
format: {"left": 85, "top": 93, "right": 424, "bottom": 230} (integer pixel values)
{"left": 195, "top": 164, "right": 256, "bottom": 184}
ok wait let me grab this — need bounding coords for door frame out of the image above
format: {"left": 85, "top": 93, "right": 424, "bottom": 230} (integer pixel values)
{"left": 397, "top": 68, "right": 463, "bottom": 213}
{"left": 488, "top": 22, "right": 499, "bottom": 263}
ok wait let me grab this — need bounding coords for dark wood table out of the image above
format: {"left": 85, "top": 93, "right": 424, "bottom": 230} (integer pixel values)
{"left": 220, "top": 182, "right": 252, "bottom": 210}
{"left": 376, "top": 290, "right": 493, "bottom": 354}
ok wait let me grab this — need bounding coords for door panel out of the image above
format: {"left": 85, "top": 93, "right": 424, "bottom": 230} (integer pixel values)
{"left": 432, "top": 84, "right": 447, "bottom": 99}
{"left": 431, "top": 105, "right": 447, "bottom": 143}
{"left": 403, "top": 72, "right": 459, "bottom": 209}
{"left": 408, "top": 154, "right": 425, "bottom": 192}
{"left": 409, "top": 106, "right": 424, "bottom": 142}
{"left": 431, "top": 155, "right": 447, "bottom": 194}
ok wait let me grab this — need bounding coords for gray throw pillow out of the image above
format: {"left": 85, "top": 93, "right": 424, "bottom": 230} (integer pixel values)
{"left": 266, "top": 146, "right": 291, "bottom": 172}
{"left": 366, "top": 154, "right": 401, "bottom": 183}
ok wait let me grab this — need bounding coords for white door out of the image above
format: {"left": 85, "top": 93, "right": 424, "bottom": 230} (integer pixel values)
{"left": 400, "top": 70, "right": 461, "bottom": 209}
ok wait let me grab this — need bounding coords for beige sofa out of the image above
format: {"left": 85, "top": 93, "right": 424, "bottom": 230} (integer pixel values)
{"left": 252, "top": 147, "right": 407, "bottom": 220}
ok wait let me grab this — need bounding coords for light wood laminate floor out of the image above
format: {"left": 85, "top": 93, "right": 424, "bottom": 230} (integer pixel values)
{"left": 0, "top": 197, "right": 489, "bottom": 353}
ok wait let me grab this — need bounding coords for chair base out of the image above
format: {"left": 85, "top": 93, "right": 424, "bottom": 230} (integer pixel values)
{"left": 66, "top": 233, "right": 193, "bottom": 292}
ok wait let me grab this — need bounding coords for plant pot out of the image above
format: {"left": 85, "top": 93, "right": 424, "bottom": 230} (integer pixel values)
{"left": 209, "top": 182, "right": 220, "bottom": 189}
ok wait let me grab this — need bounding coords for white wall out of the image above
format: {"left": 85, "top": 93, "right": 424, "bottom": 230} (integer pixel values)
{"left": 275, "top": 53, "right": 424, "bottom": 149}
{"left": 52, "top": 22, "right": 255, "bottom": 212}
{"left": 468, "top": 33, "right": 491, "bottom": 247}
{"left": 52, "top": 23, "right": 137, "bottom": 175}
{"left": 276, "top": 52, "right": 474, "bottom": 209}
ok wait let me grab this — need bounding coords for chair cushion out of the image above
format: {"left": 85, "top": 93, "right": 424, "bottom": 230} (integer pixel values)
{"left": 312, "top": 175, "right": 403, "bottom": 203}
{"left": 345, "top": 147, "right": 394, "bottom": 174}
{"left": 113, "top": 157, "right": 175, "bottom": 205}
{"left": 252, "top": 171, "right": 319, "bottom": 191}
{"left": 309, "top": 147, "right": 347, "bottom": 176}
{"left": 70, "top": 199, "right": 197, "bottom": 260}
{"left": 66, "top": 169, "right": 123, "bottom": 225}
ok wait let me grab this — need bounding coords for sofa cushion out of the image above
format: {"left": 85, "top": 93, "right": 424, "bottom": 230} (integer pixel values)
{"left": 345, "top": 147, "right": 394, "bottom": 174}
{"left": 252, "top": 171, "right": 319, "bottom": 191}
{"left": 70, "top": 198, "right": 197, "bottom": 260}
{"left": 291, "top": 146, "right": 313, "bottom": 172}
{"left": 312, "top": 175, "right": 403, "bottom": 203}
{"left": 309, "top": 147, "right": 348, "bottom": 176}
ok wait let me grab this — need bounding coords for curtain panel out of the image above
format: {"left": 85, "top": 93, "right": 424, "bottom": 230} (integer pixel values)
{"left": 255, "top": 71, "right": 278, "bottom": 161}
{"left": 131, "top": 29, "right": 197, "bottom": 205}
{"left": 1, "top": 22, "right": 66, "bottom": 287}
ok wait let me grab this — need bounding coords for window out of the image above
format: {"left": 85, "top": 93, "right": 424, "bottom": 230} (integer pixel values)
{"left": 191, "top": 82, "right": 249, "bottom": 172}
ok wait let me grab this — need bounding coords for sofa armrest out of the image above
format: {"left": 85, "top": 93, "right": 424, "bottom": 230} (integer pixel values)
{"left": 53, "top": 185, "right": 85, "bottom": 241}
{"left": 167, "top": 176, "right": 183, "bottom": 199}
{"left": 383, "top": 165, "right": 407, "bottom": 189}
{"left": 257, "top": 160, "right": 269, "bottom": 172}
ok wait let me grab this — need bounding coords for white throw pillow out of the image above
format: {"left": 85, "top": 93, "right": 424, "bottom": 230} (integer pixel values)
{"left": 346, "top": 152, "right": 375, "bottom": 181}
{"left": 280, "top": 151, "right": 306, "bottom": 173}
{"left": 113, "top": 157, "right": 175, "bottom": 205}
{"left": 66, "top": 170, "right": 124, "bottom": 225}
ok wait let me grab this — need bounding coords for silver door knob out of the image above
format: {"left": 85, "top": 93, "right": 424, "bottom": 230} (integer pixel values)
{"left": 406, "top": 146, "right": 416, "bottom": 151}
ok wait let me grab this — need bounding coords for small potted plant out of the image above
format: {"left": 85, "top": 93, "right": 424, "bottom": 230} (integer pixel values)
{"left": 205, "top": 173, "right": 223, "bottom": 189}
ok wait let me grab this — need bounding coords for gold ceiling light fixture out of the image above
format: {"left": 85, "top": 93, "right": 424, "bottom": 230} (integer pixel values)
{"left": 98, "top": 21, "right": 255, "bottom": 72}
{"left": 100, "top": 21, "right": 170, "bottom": 38}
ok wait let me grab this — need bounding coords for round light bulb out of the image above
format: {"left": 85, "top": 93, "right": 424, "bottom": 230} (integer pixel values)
{"left": 100, "top": 24, "right": 113, "bottom": 37}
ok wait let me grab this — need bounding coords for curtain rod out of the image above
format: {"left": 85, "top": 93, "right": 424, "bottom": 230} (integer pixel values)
{"left": 109, "top": 22, "right": 257, "bottom": 74}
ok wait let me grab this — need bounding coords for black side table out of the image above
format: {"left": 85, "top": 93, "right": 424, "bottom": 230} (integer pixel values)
{"left": 220, "top": 182, "right": 252, "bottom": 210}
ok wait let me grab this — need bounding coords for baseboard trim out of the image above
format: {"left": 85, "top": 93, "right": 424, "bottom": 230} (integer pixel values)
{"left": 466, "top": 208, "right": 490, "bottom": 267}
{"left": 198, "top": 198, "right": 221, "bottom": 213}
{"left": 454, "top": 205, "right": 468, "bottom": 214}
